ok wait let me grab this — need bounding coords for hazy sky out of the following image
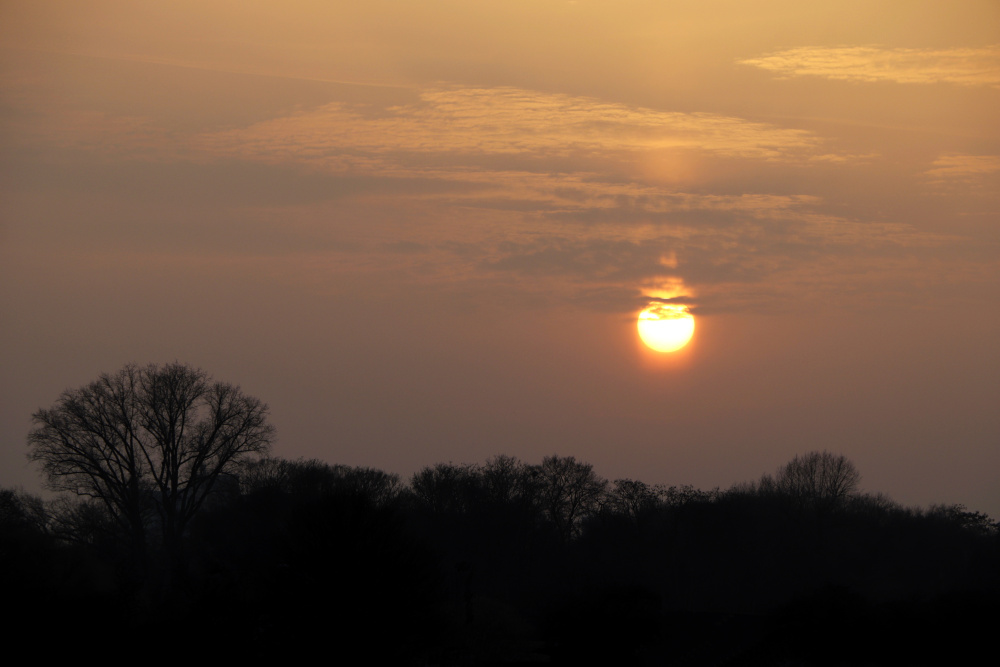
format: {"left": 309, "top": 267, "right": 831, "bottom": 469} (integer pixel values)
{"left": 2, "top": 1, "right": 998, "bottom": 515}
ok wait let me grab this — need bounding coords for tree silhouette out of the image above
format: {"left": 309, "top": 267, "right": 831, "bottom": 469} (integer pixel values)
{"left": 28, "top": 362, "right": 273, "bottom": 576}
{"left": 761, "top": 450, "right": 861, "bottom": 510}
{"left": 537, "top": 455, "right": 607, "bottom": 541}
{"left": 411, "top": 462, "right": 479, "bottom": 514}
{"left": 607, "top": 478, "right": 662, "bottom": 523}
{"left": 479, "top": 454, "right": 539, "bottom": 509}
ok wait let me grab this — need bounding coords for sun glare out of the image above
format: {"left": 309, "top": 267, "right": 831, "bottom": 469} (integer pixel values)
{"left": 638, "top": 303, "right": 695, "bottom": 353}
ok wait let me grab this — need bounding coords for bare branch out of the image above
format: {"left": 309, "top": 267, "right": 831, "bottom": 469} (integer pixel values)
{"left": 27, "top": 362, "right": 274, "bottom": 572}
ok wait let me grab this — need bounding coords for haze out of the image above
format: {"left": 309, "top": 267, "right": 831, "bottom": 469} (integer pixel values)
{"left": 2, "top": 1, "right": 998, "bottom": 516}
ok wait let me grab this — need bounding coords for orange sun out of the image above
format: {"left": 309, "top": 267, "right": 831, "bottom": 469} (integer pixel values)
{"left": 637, "top": 303, "right": 695, "bottom": 353}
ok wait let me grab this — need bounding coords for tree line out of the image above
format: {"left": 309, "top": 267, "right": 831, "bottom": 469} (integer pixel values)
{"left": 5, "top": 362, "right": 998, "bottom": 664}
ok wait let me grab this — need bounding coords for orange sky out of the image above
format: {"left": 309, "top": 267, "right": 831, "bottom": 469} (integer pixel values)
{"left": 2, "top": 1, "right": 998, "bottom": 515}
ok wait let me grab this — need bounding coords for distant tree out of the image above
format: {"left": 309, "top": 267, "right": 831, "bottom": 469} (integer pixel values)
{"left": 536, "top": 455, "right": 607, "bottom": 540}
{"left": 240, "top": 458, "right": 403, "bottom": 509}
{"left": 847, "top": 491, "right": 900, "bottom": 517}
{"left": 763, "top": 451, "right": 861, "bottom": 510}
{"left": 411, "top": 462, "right": 479, "bottom": 514}
{"left": 0, "top": 488, "right": 48, "bottom": 534}
{"left": 27, "top": 362, "right": 274, "bottom": 575}
{"left": 607, "top": 479, "right": 662, "bottom": 522}
{"left": 328, "top": 464, "right": 403, "bottom": 507}
{"left": 673, "top": 484, "right": 721, "bottom": 505}
{"left": 236, "top": 456, "right": 292, "bottom": 495}
{"left": 46, "top": 496, "right": 116, "bottom": 548}
{"left": 479, "top": 455, "right": 540, "bottom": 510}
{"left": 929, "top": 504, "right": 997, "bottom": 537}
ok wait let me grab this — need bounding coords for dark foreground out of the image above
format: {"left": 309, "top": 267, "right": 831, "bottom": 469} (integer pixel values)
{"left": 4, "top": 455, "right": 997, "bottom": 665}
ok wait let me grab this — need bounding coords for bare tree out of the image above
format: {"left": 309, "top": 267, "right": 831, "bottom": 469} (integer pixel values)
{"left": 770, "top": 451, "right": 861, "bottom": 509}
{"left": 239, "top": 457, "right": 402, "bottom": 507}
{"left": 608, "top": 479, "right": 661, "bottom": 522}
{"left": 329, "top": 464, "right": 403, "bottom": 507}
{"left": 479, "top": 454, "right": 539, "bottom": 509}
{"left": 28, "top": 362, "right": 274, "bottom": 573}
{"left": 0, "top": 487, "right": 48, "bottom": 534}
{"left": 536, "top": 455, "right": 607, "bottom": 540}
{"left": 410, "top": 462, "right": 479, "bottom": 514}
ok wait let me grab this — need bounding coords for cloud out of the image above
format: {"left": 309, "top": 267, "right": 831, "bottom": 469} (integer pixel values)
{"left": 925, "top": 154, "right": 1000, "bottom": 181}
{"left": 7, "top": 79, "right": 836, "bottom": 226}
{"left": 428, "top": 171, "right": 824, "bottom": 220}
{"left": 6, "top": 50, "right": 975, "bottom": 318}
{"left": 646, "top": 295, "right": 698, "bottom": 306}
{"left": 808, "top": 153, "right": 879, "bottom": 164}
{"left": 739, "top": 45, "right": 1000, "bottom": 88}
{"left": 475, "top": 209, "right": 952, "bottom": 293}
{"left": 182, "top": 88, "right": 838, "bottom": 226}
{"left": 195, "top": 86, "right": 819, "bottom": 167}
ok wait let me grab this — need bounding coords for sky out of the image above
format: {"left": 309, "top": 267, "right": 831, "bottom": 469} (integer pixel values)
{"left": 2, "top": 1, "right": 998, "bottom": 516}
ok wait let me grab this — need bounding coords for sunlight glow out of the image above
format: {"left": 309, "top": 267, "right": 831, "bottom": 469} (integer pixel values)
{"left": 637, "top": 303, "right": 695, "bottom": 353}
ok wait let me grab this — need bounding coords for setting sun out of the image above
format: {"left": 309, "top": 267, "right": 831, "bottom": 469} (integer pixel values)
{"left": 637, "top": 303, "right": 695, "bottom": 353}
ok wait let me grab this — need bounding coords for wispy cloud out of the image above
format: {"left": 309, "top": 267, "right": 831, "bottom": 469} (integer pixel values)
{"left": 5, "top": 56, "right": 974, "bottom": 316}
{"left": 196, "top": 86, "right": 819, "bottom": 166}
{"left": 180, "top": 85, "right": 837, "bottom": 224}
{"left": 925, "top": 154, "right": 1000, "bottom": 181}
{"left": 417, "top": 170, "right": 823, "bottom": 219}
{"left": 740, "top": 45, "right": 1000, "bottom": 88}
{"left": 476, "top": 210, "right": 953, "bottom": 294}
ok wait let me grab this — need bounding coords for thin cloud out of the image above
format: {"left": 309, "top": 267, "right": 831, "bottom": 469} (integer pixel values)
{"left": 478, "top": 212, "right": 951, "bottom": 288}
{"left": 189, "top": 91, "right": 830, "bottom": 223}
{"left": 808, "top": 153, "right": 879, "bottom": 164}
{"left": 925, "top": 154, "right": 1000, "bottom": 181}
{"left": 196, "top": 86, "right": 819, "bottom": 166}
{"left": 425, "top": 171, "right": 822, "bottom": 218}
{"left": 740, "top": 45, "right": 1000, "bottom": 88}
{"left": 646, "top": 295, "right": 698, "bottom": 306}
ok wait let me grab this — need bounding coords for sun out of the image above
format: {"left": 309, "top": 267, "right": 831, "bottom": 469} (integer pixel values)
{"left": 637, "top": 303, "right": 695, "bottom": 353}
